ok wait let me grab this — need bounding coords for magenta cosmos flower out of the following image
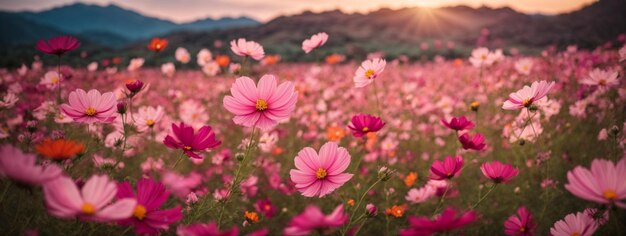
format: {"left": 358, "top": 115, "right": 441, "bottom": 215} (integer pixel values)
{"left": 302, "top": 32, "right": 328, "bottom": 53}
{"left": 550, "top": 211, "right": 598, "bottom": 236}
{"left": 163, "top": 122, "right": 221, "bottom": 159}
{"left": 353, "top": 58, "right": 386, "bottom": 88}
{"left": 43, "top": 175, "right": 137, "bottom": 222}
{"left": 564, "top": 157, "right": 626, "bottom": 208}
{"left": 458, "top": 133, "right": 486, "bottom": 151}
{"left": 60, "top": 89, "right": 117, "bottom": 123}
{"left": 0, "top": 145, "right": 62, "bottom": 185}
{"left": 441, "top": 116, "right": 474, "bottom": 131}
{"left": 283, "top": 204, "right": 348, "bottom": 236}
{"left": 117, "top": 179, "right": 183, "bottom": 235}
{"left": 504, "top": 207, "right": 536, "bottom": 236}
{"left": 230, "top": 38, "right": 265, "bottom": 60}
{"left": 502, "top": 80, "right": 555, "bottom": 110}
{"left": 223, "top": 75, "right": 298, "bottom": 131}
{"left": 176, "top": 222, "right": 238, "bottom": 236}
{"left": 429, "top": 156, "right": 464, "bottom": 180}
{"left": 289, "top": 142, "right": 353, "bottom": 197}
{"left": 481, "top": 161, "right": 519, "bottom": 184}
{"left": 36, "top": 35, "right": 80, "bottom": 56}
{"left": 347, "top": 113, "right": 385, "bottom": 137}
{"left": 399, "top": 207, "right": 477, "bottom": 236}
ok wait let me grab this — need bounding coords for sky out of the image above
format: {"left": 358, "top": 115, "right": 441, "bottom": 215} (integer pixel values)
{"left": 0, "top": 0, "right": 598, "bottom": 23}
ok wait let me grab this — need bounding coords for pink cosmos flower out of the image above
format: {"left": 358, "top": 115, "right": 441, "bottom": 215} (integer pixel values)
{"left": 353, "top": 58, "right": 386, "bottom": 88}
{"left": 480, "top": 161, "right": 519, "bottom": 183}
{"left": 42, "top": 175, "right": 137, "bottom": 222}
{"left": 441, "top": 116, "right": 474, "bottom": 131}
{"left": 502, "top": 80, "right": 555, "bottom": 110}
{"left": 580, "top": 68, "right": 619, "bottom": 88}
{"left": 230, "top": 38, "right": 265, "bottom": 60}
{"left": 134, "top": 106, "right": 164, "bottom": 132}
{"left": 117, "top": 179, "right": 183, "bottom": 235}
{"left": 549, "top": 211, "right": 598, "bottom": 236}
{"left": 176, "top": 222, "right": 238, "bottom": 236}
{"left": 429, "top": 156, "right": 464, "bottom": 180}
{"left": 302, "top": 32, "right": 328, "bottom": 53}
{"left": 458, "top": 133, "right": 486, "bottom": 151}
{"left": 399, "top": 207, "right": 477, "bottom": 236}
{"left": 347, "top": 113, "right": 385, "bottom": 137}
{"left": 36, "top": 35, "right": 80, "bottom": 56}
{"left": 405, "top": 186, "right": 436, "bottom": 204}
{"left": 0, "top": 145, "right": 62, "bottom": 185}
{"left": 223, "top": 75, "right": 298, "bottom": 131}
{"left": 290, "top": 142, "right": 353, "bottom": 197}
{"left": 163, "top": 122, "right": 221, "bottom": 159}
{"left": 504, "top": 207, "right": 536, "bottom": 236}
{"left": 161, "top": 171, "right": 203, "bottom": 198}
{"left": 564, "top": 157, "right": 626, "bottom": 208}
{"left": 60, "top": 89, "right": 117, "bottom": 123}
{"left": 254, "top": 198, "right": 277, "bottom": 218}
{"left": 283, "top": 204, "right": 348, "bottom": 236}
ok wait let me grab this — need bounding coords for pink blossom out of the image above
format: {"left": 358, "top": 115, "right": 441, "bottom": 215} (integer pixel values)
{"left": 354, "top": 58, "right": 386, "bottom": 88}
{"left": 176, "top": 222, "right": 238, "bottom": 236}
{"left": 289, "top": 142, "right": 353, "bottom": 197}
{"left": 283, "top": 204, "right": 348, "bottom": 236}
{"left": 550, "top": 211, "right": 598, "bottom": 236}
{"left": 504, "top": 207, "right": 536, "bottom": 236}
{"left": 36, "top": 35, "right": 80, "bottom": 56}
{"left": 400, "top": 207, "right": 477, "bottom": 236}
{"left": 429, "top": 156, "right": 464, "bottom": 180}
{"left": 480, "top": 161, "right": 519, "bottom": 183}
{"left": 564, "top": 158, "right": 626, "bottom": 208}
{"left": 0, "top": 145, "right": 62, "bottom": 185}
{"left": 60, "top": 89, "right": 117, "bottom": 123}
{"left": 302, "top": 32, "right": 328, "bottom": 53}
{"left": 441, "top": 116, "right": 474, "bottom": 131}
{"left": 230, "top": 38, "right": 265, "bottom": 60}
{"left": 502, "top": 81, "right": 555, "bottom": 110}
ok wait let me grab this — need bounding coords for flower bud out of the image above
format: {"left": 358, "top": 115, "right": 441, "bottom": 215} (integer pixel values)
{"left": 117, "top": 102, "right": 127, "bottom": 114}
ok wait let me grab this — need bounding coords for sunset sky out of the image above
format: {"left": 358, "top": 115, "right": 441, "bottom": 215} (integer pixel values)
{"left": 0, "top": 0, "right": 598, "bottom": 22}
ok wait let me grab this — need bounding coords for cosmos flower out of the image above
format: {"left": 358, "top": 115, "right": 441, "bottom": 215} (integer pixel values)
{"left": 347, "top": 113, "right": 385, "bottom": 138}
{"left": 441, "top": 116, "right": 474, "bottom": 131}
{"left": 117, "top": 179, "right": 183, "bottom": 235}
{"left": 35, "top": 139, "right": 85, "bottom": 160}
{"left": 42, "top": 175, "right": 137, "bottom": 222}
{"left": 405, "top": 186, "right": 436, "bottom": 204}
{"left": 580, "top": 68, "right": 619, "bottom": 88}
{"left": 40, "top": 71, "right": 62, "bottom": 90}
{"left": 283, "top": 204, "right": 348, "bottom": 236}
{"left": 161, "top": 62, "right": 175, "bottom": 77}
{"left": 480, "top": 161, "right": 519, "bottom": 183}
{"left": 549, "top": 211, "right": 598, "bottom": 236}
{"left": 163, "top": 122, "right": 221, "bottom": 159}
{"left": 302, "top": 32, "right": 329, "bottom": 53}
{"left": 353, "top": 58, "right": 386, "bottom": 88}
{"left": 134, "top": 106, "right": 164, "bottom": 132}
{"left": 289, "top": 142, "right": 353, "bottom": 197}
{"left": 514, "top": 58, "right": 533, "bottom": 75}
{"left": 127, "top": 58, "right": 145, "bottom": 71}
{"left": 504, "top": 207, "right": 536, "bottom": 236}
{"left": 0, "top": 92, "right": 18, "bottom": 108}
{"left": 502, "top": 80, "right": 555, "bottom": 110}
{"left": 175, "top": 47, "right": 190, "bottom": 64}
{"left": 254, "top": 198, "right": 277, "bottom": 218}
{"left": 458, "top": 133, "right": 486, "bottom": 151}
{"left": 36, "top": 35, "right": 80, "bottom": 56}
{"left": 429, "top": 156, "right": 464, "bottom": 180}
{"left": 196, "top": 48, "right": 213, "bottom": 66}
{"left": 0, "top": 145, "right": 63, "bottom": 185}
{"left": 400, "top": 207, "right": 477, "bottom": 236}
{"left": 60, "top": 89, "right": 117, "bottom": 123}
{"left": 230, "top": 38, "right": 265, "bottom": 60}
{"left": 564, "top": 158, "right": 626, "bottom": 208}
{"left": 147, "top": 37, "right": 168, "bottom": 52}
{"left": 125, "top": 79, "right": 146, "bottom": 95}
{"left": 176, "top": 222, "right": 238, "bottom": 236}
{"left": 469, "top": 47, "right": 496, "bottom": 68}
{"left": 223, "top": 75, "right": 298, "bottom": 131}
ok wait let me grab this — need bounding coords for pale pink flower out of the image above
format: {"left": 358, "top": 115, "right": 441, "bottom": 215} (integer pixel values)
{"left": 469, "top": 47, "right": 496, "bottom": 67}
{"left": 179, "top": 100, "right": 209, "bottom": 128}
{"left": 514, "top": 58, "right": 533, "bottom": 75}
{"left": 302, "top": 32, "right": 328, "bottom": 53}
{"left": 564, "top": 158, "right": 626, "bottom": 208}
{"left": 60, "top": 89, "right": 117, "bottom": 123}
{"left": 0, "top": 145, "right": 63, "bottom": 185}
{"left": 405, "top": 185, "right": 436, "bottom": 204}
{"left": 581, "top": 68, "right": 619, "bottom": 88}
{"left": 502, "top": 80, "right": 555, "bottom": 110}
{"left": 40, "top": 71, "right": 62, "bottom": 89}
{"left": 353, "top": 58, "right": 386, "bottom": 88}
{"left": 196, "top": 48, "right": 212, "bottom": 66}
{"left": 549, "top": 211, "right": 598, "bottom": 236}
{"left": 175, "top": 47, "right": 190, "bottom": 64}
{"left": 201, "top": 61, "right": 220, "bottom": 76}
{"left": 230, "top": 38, "right": 264, "bottom": 60}
{"left": 283, "top": 204, "right": 348, "bottom": 235}
{"left": 43, "top": 175, "right": 137, "bottom": 221}
{"left": 127, "top": 58, "right": 144, "bottom": 71}
{"left": 0, "top": 92, "right": 18, "bottom": 108}
{"left": 134, "top": 106, "right": 164, "bottom": 132}
{"left": 289, "top": 142, "right": 352, "bottom": 197}
{"left": 161, "top": 62, "right": 175, "bottom": 77}
{"left": 223, "top": 75, "right": 297, "bottom": 131}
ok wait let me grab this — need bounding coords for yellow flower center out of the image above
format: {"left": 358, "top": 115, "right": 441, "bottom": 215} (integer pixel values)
{"left": 522, "top": 99, "right": 532, "bottom": 107}
{"left": 572, "top": 233, "right": 580, "bottom": 236}
{"left": 364, "top": 69, "right": 376, "bottom": 79}
{"left": 481, "top": 54, "right": 487, "bottom": 60}
{"left": 51, "top": 76, "right": 60, "bottom": 84}
{"left": 603, "top": 189, "right": 617, "bottom": 200}
{"left": 85, "top": 107, "right": 97, "bottom": 116}
{"left": 598, "top": 79, "right": 606, "bottom": 86}
{"left": 362, "top": 127, "right": 369, "bottom": 132}
{"left": 133, "top": 204, "right": 147, "bottom": 220}
{"left": 183, "top": 146, "right": 192, "bottom": 151}
{"left": 146, "top": 119, "right": 155, "bottom": 127}
{"left": 81, "top": 202, "right": 96, "bottom": 215}
{"left": 316, "top": 168, "right": 328, "bottom": 179}
{"left": 256, "top": 99, "right": 268, "bottom": 111}
{"left": 519, "top": 227, "right": 525, "bottom": 232}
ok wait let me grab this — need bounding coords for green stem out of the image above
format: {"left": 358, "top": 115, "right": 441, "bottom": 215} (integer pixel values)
{"left": 171, "top": 151, "right": 185, "bottom": 169}
{"left": 433, "top": 185, "right": 450, "bottom": 214}
{"left": 471, "top": 184, "right": 497, "bottom": 209}
{"left": 342, "top": 178, "right": 382, "bottom": 235}
{"left": 372, "top": 80, "right": 382, "bottom": 118}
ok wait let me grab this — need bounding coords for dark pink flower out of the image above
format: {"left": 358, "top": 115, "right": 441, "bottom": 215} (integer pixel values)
{"left": 163, "top": 122, "right": 221, "bottom": 159}
{"left": 36, "top": 35, "right": 80, "bottom": 56}
{"left": 400, "top": 207, "right": 477, "bottom": 236}
{"left": 458, "top": 133, "right": 486, "bottom": 151}
{"left": 504, "top": 207, "right": 536, "bottom": 236}
{"left": 481, "top": 161, "right": 519, "bottom": 184}
{"left": 347, "top": 113, "right": 385, "bottom": 137}
{"left": 125, "top": 79, "right": 146, "bottom": 95}
{"left": 254, "top": 198, "right": 277, "bottom": 218}
{"left": 441, "top": 116, "right": 474, "bottom": 131}
{"left": 117, "top": 179, "right": 183, "bottom": 235}
{"left": 176, "top": 222, "right": 238, "bottom": 236}
{"left": 429, "top": 156, "right": 464, "bottom": 180}
{"left": 283, "top": 204, "right": 348, "bottom": 236}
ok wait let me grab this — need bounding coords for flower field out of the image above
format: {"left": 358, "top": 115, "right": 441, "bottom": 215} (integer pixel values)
{"left": 0, "top": 34, "right": 625, "bottom": 236}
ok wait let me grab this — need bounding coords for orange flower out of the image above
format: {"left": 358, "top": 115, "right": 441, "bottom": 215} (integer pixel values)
{"left": 244, "top": 211, "right": 259, "bottom": 223}
{"left": 261, "top": 55, "right": 281, "bottom": 65}
{"left": 215, "top": 55, "right": 230, "bottom": 67}
{"left": 36, "top": 139, "right": 85, "bottom": 160}
{"left": 147, "top": 37, "right": 168, "bottom": 52}
{"left": 325, "top": 54, "right": 345, "bottom": 65}
{"left": 326, "top": 124, "right": 346, "bottom": 142}
{"left": 347, "top": 199, "right": 355, "bottom": 206}
{"left": 111, "top": 57, "right": 122, "bottom": 65}
{"left": 385, "top": 204, "right": 407, "bottom": 218}
{"left": 453, "top": 58, "right": 464, "bottom": 67}
{"left": 271, "top": 147, "right": 284, "bottom": 156}
{"left": 404, "top": 172, "right": 418, "bottom": 187}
